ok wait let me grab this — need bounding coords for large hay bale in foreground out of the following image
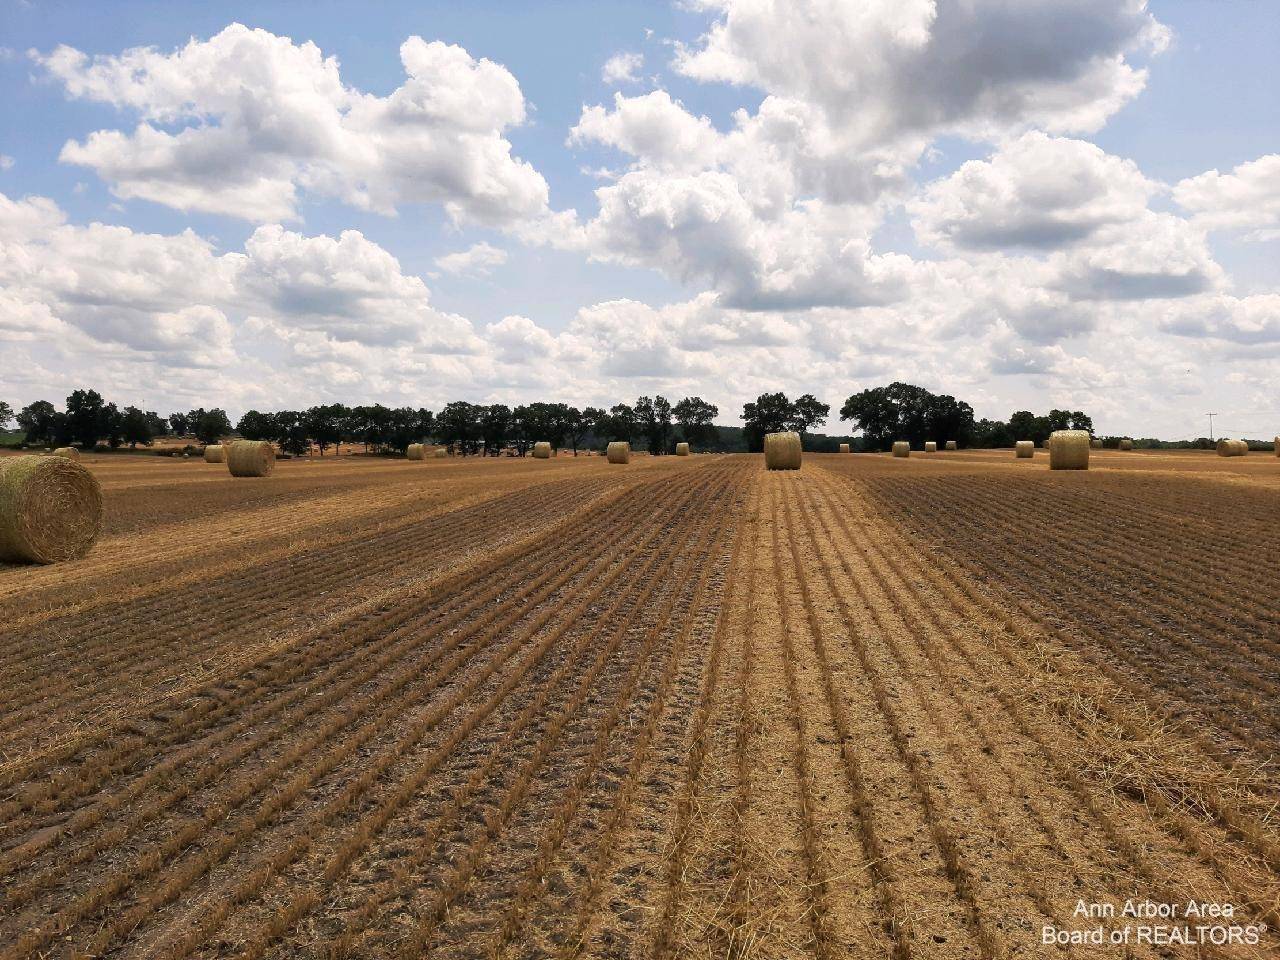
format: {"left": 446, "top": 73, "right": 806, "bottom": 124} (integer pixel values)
{"left": 1015, "top": 441, "right": 1034, "bottom": 458}
{"left": 204, "top": 445, "right": 226, "bottom": 463}
{"left": 1090, "top": 438, "right": 1102, "bottom": 449}
{"left": 1119, "top": 438, "right": 1133, "bottom": 450}
{"left": 839, "top": 442, "right": 850, "bottom": 454}
{"left": 406, "top": 443, "right": 427, "bottom": 461}
{"left": 52, "top": 447, "right": 80, "bottom": 460}
{"left": 1216, "top": 439, "right": 1247, "bottom": 457}
{"left": 227, "top": 440, "right": 275, "bottom": 477}
{"left": 945, "top": 440, "right": 957, "bottom": 450}
{"left": 675, "top": 442, "right": 690, "bottom": 456}
{"left": 0, "top": 455, "right": 103, "bottom": 564}
{"left": 892, "top": 441, "right": 910, "bottom": 458}
{"left": 533, "top": 442, "right": 552, "bottom": 459}
{"left": 764, "top": 432, "right": 801, "bottom": 470}
{"left": 607, "top": 441, "right": 631, "bottom": 464}
{"left": 924, "top": 441, "right": 937, "bottom": 453}
{"left": 1049, "top": 430, "right": 1090, "bottom": 470}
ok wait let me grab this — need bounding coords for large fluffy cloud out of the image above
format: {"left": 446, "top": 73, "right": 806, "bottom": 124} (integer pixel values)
{"left": 37, "top": 25, "right": 551, "bottom": 225}
{"left": 675, "top": 0, "right": 1169, "bottom": 145}
{"left": 1173, "top": 154, "right": 1280, "bottom": 241}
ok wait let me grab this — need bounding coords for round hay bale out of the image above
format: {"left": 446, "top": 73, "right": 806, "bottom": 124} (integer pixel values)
{"left": 945, "top": 440, "right": 957, "bottom": 451}
{"left": 1049, "top": 429, "right": 1090, "bottom": 470}
{"left": 0, "top": 454, "right": 103, "bottom": 564}
{"left": 1118, "top": 438, "right": 1133, "bottom": 450}
{"left": 1090, "top": 438, "right": 1102, "bottom": 449}
{"left": 675, "top": 442, "right": 691, "bottom": 456}
{"left": 1216, "top": 439, "right": 1247, "bottom": 457}
{"left": 892, "top": 441, "right": 910, "bottom": 458}
{"left": 203, "top": 445, "right": 226, "bottom": 464}
{"left": 1015, "top": 440, "right": 1034, "bottom": 458}
{"left": 924, "top": 441, "right": 938, "bottom": 453}
{"left": 533, "top": 441, "right": 552, "bottom": 459}
{"left": 434, "top": 448, "right": 448, "bottom": 458}
{"left": 227, "top": 440, "right": 275, "bottom": 477}
{"left": 607, "top": 441, "right": 631, "bottom": 464}
{"left": 763, "top": 432, "right": 801, "bottom": 470}
{"left": 838, "top": 442, "right": 850, "bottom": 454}
{"left": 406, "top": 443, "right": 427, "bottom": 461}
{"left": 52, "top": 447, "right": 80, "bottom": 460}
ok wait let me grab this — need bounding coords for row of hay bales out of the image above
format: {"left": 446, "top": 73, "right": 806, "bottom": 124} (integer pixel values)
{"left": 888, "top": 440, "right": 959, "bottom": 457}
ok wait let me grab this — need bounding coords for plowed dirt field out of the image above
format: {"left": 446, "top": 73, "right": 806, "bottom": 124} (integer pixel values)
{"left": 1, "top": 448, "right": 1277, "bottom": 959}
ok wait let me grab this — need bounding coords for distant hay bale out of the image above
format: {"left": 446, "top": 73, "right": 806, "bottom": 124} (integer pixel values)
{"left": 1119, "top": 438, "right": 1133, "bottom": 450}
{"left": 533, "top": 441, "right": 552, "bottom": 459}
{"left": 675, "top": 442, "right": 690, "bottom": 456}
{"left": 227, "top": 440, "right": 275, "bottom": 478}
{"left": 1049, "top": 429, "right": 1090, "bottom": 470}
{"left": 945, "top": 440, "right": 957, "bottom": 450}
{"left": 1015, "top": 441, "right": 1034, "bottom": 458}
{"left": 607, "top": 441, "right": 631, "bottom": 464}
{"left": 764, "top": 432, "right": 801, "bottom": 470}
{"left": 434, "top": 448, "right": 448, "bottom": 458}
{"left": 52, "top": 447, "right": 80, "bottom": 460}
{"left": 1275, "top": 436, "right": 1279, "bottom": 458}
{"left": 204, "top": 445, "right": 226, "bottom": 463}
{"left": 1216, "top": 439, "right": 1248, "bottom": 457}
{"left": 0, "top": 454, "right": 103, "bottom": 564}
{"left": 924, "top": 441, "right": 937, "bottom": 452}
{"left": 892, "top": 441, "right": 910, "bottom": 458}
{"left": 1090, "top": 438, "right": 1102, "bottom": 449}
{"left": 839, "top": 442, "right": 850, "bottom": 453}
{"left": 406, "top": 443, "right": 427, "bottom": 461}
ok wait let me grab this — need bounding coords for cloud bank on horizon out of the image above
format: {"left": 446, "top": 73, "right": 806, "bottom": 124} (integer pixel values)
{"left": 1, "top": 0, "right": 1277, "bottom": 437}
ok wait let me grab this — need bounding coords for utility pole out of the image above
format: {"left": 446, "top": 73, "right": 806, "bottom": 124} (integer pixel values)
{"left": 1206, "top": 412, "right": 1217, "bottom": 441}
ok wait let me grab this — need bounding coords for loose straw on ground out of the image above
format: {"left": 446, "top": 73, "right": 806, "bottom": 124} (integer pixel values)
{"left": 764, "top": 431, "right": 801, "bottom": 470}
{"left": 0, "top": 454, "right": 103, "bottom": 564}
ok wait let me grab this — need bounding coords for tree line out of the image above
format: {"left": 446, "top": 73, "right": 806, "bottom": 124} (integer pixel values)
{"left": 0, "top": 383, "right": 1104, "bottom": 456}
{"left": 2, "top": 391, "right": 722, "bottom": 456}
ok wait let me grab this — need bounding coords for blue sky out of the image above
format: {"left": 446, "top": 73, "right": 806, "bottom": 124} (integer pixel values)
{"left": 1, "top": 1, "right": 1277, "bottom": 437}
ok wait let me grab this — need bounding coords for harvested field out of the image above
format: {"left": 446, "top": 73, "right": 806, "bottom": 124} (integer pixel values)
{"left": 0, "top": 448, "right": 1276, "bottom": 958}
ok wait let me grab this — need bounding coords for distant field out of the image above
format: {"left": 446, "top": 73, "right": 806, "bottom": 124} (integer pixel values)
{"left": 0, "top": 448, "right": 1276, "bottom": 958}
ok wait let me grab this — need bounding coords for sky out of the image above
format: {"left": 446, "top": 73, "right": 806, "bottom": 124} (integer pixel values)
{"left": 0, "top": 0, "right": 1277, "bottom": 439}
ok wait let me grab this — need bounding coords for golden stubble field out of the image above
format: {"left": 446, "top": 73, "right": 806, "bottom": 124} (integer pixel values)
{"left": 0, "top": 448, "right": 1277, "bottom": 959}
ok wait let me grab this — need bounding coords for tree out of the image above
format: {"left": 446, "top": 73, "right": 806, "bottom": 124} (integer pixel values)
{"left": 17, "top": 401, "right": 59, "bottom": 445}
{"left": 635, "top": 395, "right": 673, "bottom": 454}
{"left": 481, "top": 404, "right": 512, "bottom": 455}
{"left": 237, "top": 410, "right": 277, "bottom": 442}
{"left": 436, "top": 401, "right": 483, "bottom": 456}
{"left": 65, "top": 389, "right": 112, "bottom": 449}
{"left": 272, "top": 411, "right": 311, "bottom": 456}
{"left": 673, "top": 396, "right": 719, "bottom": 450}
{"left": 787, "top": 394, "right": 830, "bottom": 438}
{"left": 117, "top": 406, "right": 156, "bottom": 448}
{"left": 600, "top": 403, "right": 637, "bottom": 445}
{"left": 168, "top": 412, "right": 191, "bottom": 436}
{"left": 741, "top": 392, "right": 794, "bottom": 452}
{"left": 0, "top": 400, "right": 12, "bottom": 432}
{"left": 304, "top": 404, "right": 346, "bottom": 455}
{"left": 564, "top": 406, "right": 602, "bottom": 456}
{"left": 839, "top": 382, "right": 974, "bottom": 451}
{"left": 145, "top": 411, "right": 168, "bottom": 437}
{"left": 189, "top": 408, "right": 233, "bottom": 446}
